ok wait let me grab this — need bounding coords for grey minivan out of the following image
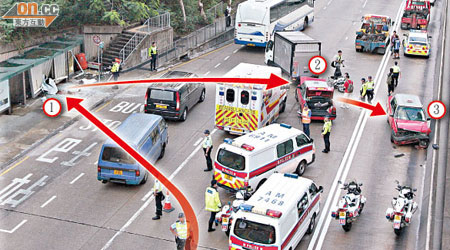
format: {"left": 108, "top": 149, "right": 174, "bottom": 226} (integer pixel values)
{"left": 144, "top": 71, "right": 206, "bottom": 121}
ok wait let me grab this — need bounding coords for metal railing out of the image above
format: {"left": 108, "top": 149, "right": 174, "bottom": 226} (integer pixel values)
{"left": 119, "top": 12, "right": 171, "bottom": 63}
{"left": 206, "top": 2, "right": 224, "bottom": 19}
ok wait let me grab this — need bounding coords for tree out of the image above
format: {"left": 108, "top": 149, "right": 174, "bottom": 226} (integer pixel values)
{"left": 178, "top": 0, "right": 187, "bottom": 25}
{"left": 198, "top": 0, "right": 207, "bottom": 23}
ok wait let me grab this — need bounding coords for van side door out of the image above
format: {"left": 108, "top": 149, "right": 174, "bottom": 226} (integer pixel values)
{"left": 187, "top": 84, "right": 197, "bottom": 109}
{"left": 148, "top": 128, "right": 162, "bottom": 163}
{"left": 276, "top": 139, "right": 295, "bottom": 173}
{"left": 158, "top": 119, "right": 168, "bottom": 146}
{"left": 296, "top": 192, "right": 310, "bottom": 238}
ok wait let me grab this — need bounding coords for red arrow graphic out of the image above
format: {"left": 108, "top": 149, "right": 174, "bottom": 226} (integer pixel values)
{"left": 337, "top": 97, "right": 387, "bottom": 117}
{"left": 70, "top": 74, "right": 289, "bottom": 90}
{"left": 66, "top": 97, "right": 199, "bottom": 248}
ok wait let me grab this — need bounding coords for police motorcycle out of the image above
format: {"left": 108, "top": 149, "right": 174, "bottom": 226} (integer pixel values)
{"left": 215, "top": 187, "right": 252, "bottom": 236}
{"left": 385, "top": 180, "right": 418, "bottom": 235}
{"left": 327, "top": 60, "right": 346, "bottom": 92}
{"left": 331, "top": 180, "right": 366, "bottom": 232}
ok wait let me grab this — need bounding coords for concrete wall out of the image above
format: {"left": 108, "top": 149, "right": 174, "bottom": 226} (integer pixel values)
{"left": 124, "top": 27, "right": 173, "bottom": 69}
{"left": 83, "top": 25, "right": 124, "bottom": 61}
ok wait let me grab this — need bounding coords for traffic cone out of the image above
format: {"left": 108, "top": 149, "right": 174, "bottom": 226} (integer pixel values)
{"left": 163, "top": 191, "right": 175, "bottom": 213}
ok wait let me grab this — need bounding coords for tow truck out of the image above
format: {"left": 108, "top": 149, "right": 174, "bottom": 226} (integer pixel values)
{"left": 355, "top": 14, "right": 392, "bottom": 54}
{"left": 401, "top": 0, "right": 431, "bottom": 30}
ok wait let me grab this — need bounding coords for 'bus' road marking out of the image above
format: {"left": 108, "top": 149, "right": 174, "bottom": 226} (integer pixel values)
{"left": 0, "top": 220, "right": 27, "bottom": 234}
{"left": 70, "top": 173, "right": 85, "bottom": 185}
{"left": 193, "top": 138, "right": 203, "bottom": 147}
{"left": 40, "top": 196, "right": 56, "bottom": 208}
{"left": 214, "top": 63, "right": 221, "bottom": 68}
{"left": 102, "top": 130, "right": 219, "bottom": 250}
{"left": 204, "top": 71, "right": 210, "bottom": 76}
{"left": 224, "top": 56, "right": 230, "bottom": 61}
{"left": 308, "top": 1, "right": 405, "bottom": 249}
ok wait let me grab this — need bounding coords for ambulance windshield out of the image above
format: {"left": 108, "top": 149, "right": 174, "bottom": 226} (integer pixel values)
{"left": 234, "top": 219, "right": 276, "bottom": 245}
{"left": 217, "top": 149, "right": 245, "bottom": 171}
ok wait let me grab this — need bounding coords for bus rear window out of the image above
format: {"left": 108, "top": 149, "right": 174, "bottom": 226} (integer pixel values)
{"left": 217, "top": 149, "right": 245, "bottom": 171}
{"left": 101, "top": 146, "right": 136, "bottom": 165}
{"left": 234, "top": 219, "right": 276, "bottom": 245}
{"left": 149, "top": 89, "right": 175, "bottom": 101}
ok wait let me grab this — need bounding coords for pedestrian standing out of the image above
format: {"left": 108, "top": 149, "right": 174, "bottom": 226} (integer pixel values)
{"left": 341, "top": 73, "right": 353, "bottom": 109}
{"left": 152, "top": 179, "right": 164, "bottom": 220}
{"left": 366, "top": 76, "right": 375, "bottom": 104}
{"left": 332, "top": 50, "right": 344, "bottom": 79}
{"left": 301, "top": 104, "right": 311, "bottom": 138}
{"left": 387, "top": 68, "right": 395, "bottom": 96}
{"left": 149, "top": 42, "right": 158, "bottom": 71}
{"left": 111, "top": 58, "right": 120, "bottom": 81}
{"left": 393, "top": 36, "right": 401, "bottom": 59}
{"left": 202, "top": 130, "right": 213, "bottom": 172}
{"left": 322, "top": 117, "right": 332, "bottom": 153}
{"left": 205, "top": 180, "right": 221, "bottom": 232}
{"left": 360, "top": 78, "right": 368, "bottom": 102}
{"left": 170, "top": 213, "right": 188, "bottom": 250}
{"left": 225, "top": 4, "right": 232, "bottom": 27}
{"left": 391, "top": 61, "right": 401, "bottom": 87}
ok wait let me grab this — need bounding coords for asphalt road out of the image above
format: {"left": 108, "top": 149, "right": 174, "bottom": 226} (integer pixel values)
{"left": 0, "top": 0, "right": 444, "bottom": 249}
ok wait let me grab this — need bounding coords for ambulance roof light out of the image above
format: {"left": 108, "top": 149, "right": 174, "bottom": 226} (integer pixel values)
{"left": 224, "top": 138, "right": 233, "bottom": 144}
{"left": 280, "top": 123, "right": 292, "bottom": 129}
{"left": 241, "top": 144, "right": 255, "bottom": 151}
{"left": 284, "top": 173, "right": 299, "bottom": 179}
{"left": 266, "top": 209, "right": 283, "bottom": 218}
{"left": 240, "top": 204, "right": 253, "bottom": 212}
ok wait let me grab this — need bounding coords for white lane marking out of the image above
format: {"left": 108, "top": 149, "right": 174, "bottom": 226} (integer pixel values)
{"left": 224, "top": 56, "right": 230, "bottom": 61}
{"left": 142, "top": 129, "right": 218, "bottom": 202}
{"left": 362, "top": 0, "right": 368, "bottom": 8}
{"left": 426, "top": 1, "right": 448, "bottom": 248}
{"left": 214, "top": 63, "right": 221, "bottom": 68}
{"left": 70, "top": 173, "right": 85, "bottom": 185}
{"left": 233, "top": 49, "right": 239, "bottom": 53}
{"left": 0, "top": 220, "right": 27, "bottom": 233}
{"left": 100, "top": 131, "right": 221, "bottom": 249}
{"left": 323, "top": 6, "right": 327, "bottom": 10}
{"left": 345, "top": 36, "right": 348, "bottom": 40}
{"left": 327, "top": 0, "right": 332, "bottom": 6}
{"left": 40, "top": 195, "right": 56, "bottom": 208}
{"left": 193, "top": 137, "right": 203, "bottom": 147}
{"left": 309, "top": 1, "right": 405, "bottom": 249}
{"left": 204, "top": 71, "right": 210, "bottom": 76}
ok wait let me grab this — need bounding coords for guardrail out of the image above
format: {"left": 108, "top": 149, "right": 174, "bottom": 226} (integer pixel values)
{"left": 206, "top": 2, "right": 224, "bottom": 19}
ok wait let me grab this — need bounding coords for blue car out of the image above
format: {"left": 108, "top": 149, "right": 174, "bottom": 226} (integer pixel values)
{"left": 97, "top": 113, "right": 168, "bottom": 185}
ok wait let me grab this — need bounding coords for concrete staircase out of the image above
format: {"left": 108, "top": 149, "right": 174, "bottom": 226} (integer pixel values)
{"left": 102, "top": 30, "right": 136, "bottom": 68}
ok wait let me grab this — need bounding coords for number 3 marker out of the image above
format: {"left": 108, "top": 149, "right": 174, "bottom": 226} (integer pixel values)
{"left": 427, "top": 100, "right": 446, "bottom": 120}
{"left": 43, "top": 98, "right": 62, "bottom": 118}
{"left": 308, "top": 56, "right": 327, "bottom": 75}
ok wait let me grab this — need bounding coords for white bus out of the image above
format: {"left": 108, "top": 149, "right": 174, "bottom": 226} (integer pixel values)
{"left": 235, "top": 0, "right": 315, "bottom": 47}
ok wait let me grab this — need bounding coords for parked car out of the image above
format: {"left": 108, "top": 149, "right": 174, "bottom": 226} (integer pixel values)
{"left": 144, "top": 71, "right": 206, "bottom": 121}
{"left": 387, "top": 94, "right": 431, "bottom": 148}
{"left": 295, "top": 77, "right": 337, "bottom": 120}
{"left": 97, "top": 113, "right": 168, "bottom": 185}
{"left": 403, "top": 30, "right": 432, "bottom": 58}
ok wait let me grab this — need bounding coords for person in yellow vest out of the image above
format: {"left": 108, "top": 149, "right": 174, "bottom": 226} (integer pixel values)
{"left": 110, "top": 58, "right": 121, "bottom": 81}
{"left": 170, "top": 213, "right": 188, "bottom": 250}
{"left": 202, "top": 129, "right": 213, "bottom": 171}
{"left": 360, "top": 78, "right": 368, "bottom": 102}
{"left": 205, "top": 180, "right": 221, "bottom": 232}
{"left": 149, "top": 42, "right": 158, "bottom": 71}
{"left": 391, "top": 61, "right": 401, "bottom": 88}
{"left": 366, "top": 76, "right": 375, "bottom": 104}
{"left": 152, "top": 179, "right": 164, "bottom": 220}
{"left": 301, "top": 104, "right": 312, "bottom": 138}
{"left": 322, "top": 116, "right": 332, "bottom": 153}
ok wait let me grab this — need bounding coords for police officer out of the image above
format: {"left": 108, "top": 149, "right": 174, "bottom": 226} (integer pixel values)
{"left": 205, "top": 180, "right": 221, "bottom": 232}
{"left": 322, "top": 116, "right": 332, "bottom": 153}
{"left": 366, "top": 76, "right": 374, "bottom": 104}
{"left": 149, "top": 42, "right": 158, "bottom": 71}
{"left": 360, "top": 78, "right": 368, "bottom": 102}
{"left": 152, "top": 179, "right": 164, "bottom": 220}
{"left": 301, "top": 104, "right": 311, "bottom": 138}
{"left": 202, "top": 129, "right": 213, "bottom": 172}
{"left": 391, "top": 61, "right": 401, "bottom": 87}
{"left": 110, "top": 59, "right": 120, "bottom": 81}
{"left": 170, "top": 213, "right": 188, "bottom": 250}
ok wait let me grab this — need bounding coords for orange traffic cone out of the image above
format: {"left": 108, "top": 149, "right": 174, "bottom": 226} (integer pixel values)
{"left": 163, "top": 191, "right": 175, "bottom": 213}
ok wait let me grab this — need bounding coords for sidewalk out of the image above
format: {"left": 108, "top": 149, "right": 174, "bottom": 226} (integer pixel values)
{"left": 0, "top": 68, "right": 151, "bottom": 169}
{"left": 443, "top": 147, "right": 450, "bottom": 248}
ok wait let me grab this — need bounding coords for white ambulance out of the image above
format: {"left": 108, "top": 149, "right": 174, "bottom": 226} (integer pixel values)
{"left": 215, "top": 63, "right": 289, "bottom": 135}
{"left": 214, "top": 123, "right": 315, "bottom": 191}
{"left": 229, "top": 173, "right": 323, "bottom": 250}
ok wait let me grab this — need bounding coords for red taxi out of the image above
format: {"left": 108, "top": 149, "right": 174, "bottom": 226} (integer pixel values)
{"left": 295, "top": 77, "right": 336, "bottom": 120}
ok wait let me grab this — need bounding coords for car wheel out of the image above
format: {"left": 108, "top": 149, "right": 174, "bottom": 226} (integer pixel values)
{"left": 307, "top": 213, "right": 316, "bottom": 234}
{"left": 158, "top": 144, "right": 166, "bottom": 159}
{"left": 180, "top": 109, "right": 187, "bottom": 122}
{"left": 140, "top": 173, "right": 148, "bottom": 185}
{"left": 280, "top": 101, "right": 286, "bottom": 113}
{"left": 419, "top": 140, "right": 429, "bottom": 149}
{"left": 102, "top": 180, "right": 107, "bottom": 184}
{"left": 390, "top": 133, "right": 395, "bottom": 143}
{"left": 296, "top": 160, "right": 307, "bottom": 176}
{"left": 198, "top": 90, "right": 206, "bottom": 103}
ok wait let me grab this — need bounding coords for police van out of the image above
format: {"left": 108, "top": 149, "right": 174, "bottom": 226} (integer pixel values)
{"left": 214, "top": 123, "right": 315, "bottom": 191}
{"left": 229, "top": 173, "right": 323, "bottom": 250}
{"left": 215, "top": 63, "right": 288, "bottom": 135}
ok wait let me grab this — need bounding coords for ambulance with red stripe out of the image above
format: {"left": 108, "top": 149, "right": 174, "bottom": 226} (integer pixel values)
{"left": 215, "top": 63, "right": 288, "bottom": 135}
{"left": 214, "top": 123, "right": 315, "bottom": 191}
{"left": 229, "top": 173, "right": 323, "bottom": 250}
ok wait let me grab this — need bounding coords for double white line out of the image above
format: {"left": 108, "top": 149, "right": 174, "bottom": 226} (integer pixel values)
{"left": 307, "top": 1, "right": 406, "bottom": 249}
